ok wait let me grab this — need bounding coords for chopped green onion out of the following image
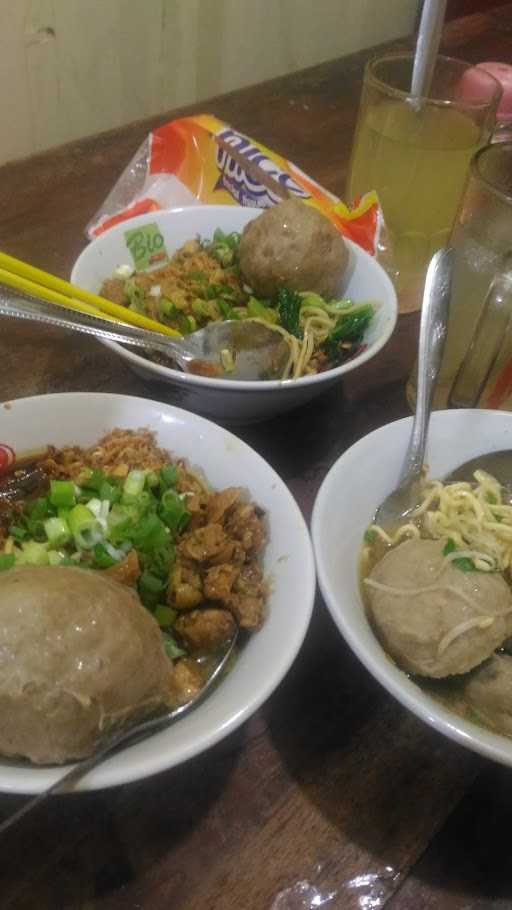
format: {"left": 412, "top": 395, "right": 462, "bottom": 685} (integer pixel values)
{"left": 44, "top": 516, "right": 71, "bottom": 548}
{"left": 99, "top": 480, "right": 121, "bottom": 503}
{"left": 27, "top": 497, "right": 54, "bottom": 521}
{"left": 220, "top": 348, "right": 235, "bottom": 373}
{"left": 139, "top": 571, "right": 167, "bottom": 595}
{"left": 154, "top": 605, "right": 177, "bottom": 627}
{"left": 19, "top": 540, "right": 49, "bottom": 566}
{"left": 25, "top": 519, "right": 48, "bottom": 542}
{"left": 68, "top": 504, "right": 103, "bottom": 550}
{"left": 0, "top": 554, "right": 15, "bottom": 572}
{"left": 86, "top": 498, "right": 110, "bottom": 530}
{"left": 160, "top": 464, "right": 178, "bottom": 490}
{"left": 124, "top": 279, "right": 145, "bottom": 312}
{"left": 247, "top": 296, "right": 278, "bottom": 323}
{"left": 159, "top": 489, "right": 191, "bottom": 534}
{"left": 91, "top": 542, "right": 117, "bottom": 569}
{"left": 162, "top": 632, "right": 187, "bottom": 661}
{"left": 48, "top": 550, "right": 68, "bottom": 566}
{"left": 158, "top": 297, "right": 176, "bottom": 318}
{"left": 123, "top": 470, "right": 146, "bottom": 499}
{"left": 76, "top": 467, "right": 93, "bottom": 486}
{"left": 107, "top": 505, "right": 135, "bottom": 543}
{"left": 49, "top": 480, "right": 76, "bottom": 509}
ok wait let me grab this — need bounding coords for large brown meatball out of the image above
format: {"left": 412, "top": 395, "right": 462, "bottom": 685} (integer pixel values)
{"left": 0, "top": 566, "right": 174, "bottom": 764}
{"left": 239, "top": 199, "right": 349, "bottom": 298}
{"left": 365, "top": 538, "right": 512, "bottom": 678}
{"left": 464, "top": 654, "right": 512, "bottom": 737}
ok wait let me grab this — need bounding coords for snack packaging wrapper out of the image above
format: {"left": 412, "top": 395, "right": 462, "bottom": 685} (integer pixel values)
{"left": 86, "top": 114, "right": 381, "bottom": 255}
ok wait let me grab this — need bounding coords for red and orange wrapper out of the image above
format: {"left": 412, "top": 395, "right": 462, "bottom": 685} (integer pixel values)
{"left": 87, "top": 114, "right": 381, "bottom": 256}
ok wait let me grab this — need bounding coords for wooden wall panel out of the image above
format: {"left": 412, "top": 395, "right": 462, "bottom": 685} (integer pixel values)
{"left": 0, "top": 0, "right": 419, "bottom": 165}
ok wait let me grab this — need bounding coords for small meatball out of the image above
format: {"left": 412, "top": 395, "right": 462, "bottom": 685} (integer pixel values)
{"left": 204, "top": 563, "right": 240, "bottom": 602}
{"left": 464, "top": 654, "right": 512, "bottom": 737}
{"left": 175, "top": 608, "right": 236, "bottom": 655}
{"left": 104, "top": 549, "right": 140, "bottom": 586}
{"left": 225, "top": 504, "right": 266, "bottom": 557}
{"left": 207, "top": 487, "right": 242, "bottom": 524}
{"left": 366, "top": 538, "right": 512, "bottom": 678}
{"left": 100, "top": 277, "right": 127, "bottom": 307}
{"left": 169, "top": 658, "right": 206, "bottom": 706}
{"left": 179, "top": 523, "right": 228, "bottom": 563}
{"left": 239, "top": 198, "right": 349, "bottom": 298}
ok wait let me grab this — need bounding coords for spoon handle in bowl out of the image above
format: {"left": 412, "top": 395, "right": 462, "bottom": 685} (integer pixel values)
{"left": 398, "top": 248, "right": 453, "bottom": 487}
{"left": 0, "top": 288, "right": 178, "bottom": 358}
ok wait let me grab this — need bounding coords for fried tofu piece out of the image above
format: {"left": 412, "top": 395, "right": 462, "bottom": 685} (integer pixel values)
{"left": 179, "top": 523, "right": 228, "bottom": 562}
{"left": 207, "top": 487, "right": 242, "bottom": 524}
{"left": 203, "top": 563, "right": 240, "bottom": 602}
{"left": 175, "top": 608, "right": 236, "bottom": 655}
{"left": 168, "top": 658, "right": 206, "bottom": 706}
{"left": 104, "top": 549, "right": 140, "bottom": 586}
{"left": 225, "top": 504, "right": 266, "bottom": 557}
{"left": 168, "top": 560, "right": 203, "bottom": 610}
{"left": 226, "top": 564, "right": 266, "bottom": 629}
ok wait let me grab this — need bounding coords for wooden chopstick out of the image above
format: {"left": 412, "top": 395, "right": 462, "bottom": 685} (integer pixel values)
{"left": 0, "top": 251, "right": 180, "bottom": 337}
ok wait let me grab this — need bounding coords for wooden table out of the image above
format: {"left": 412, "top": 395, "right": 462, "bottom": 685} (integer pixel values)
{"left": 1, "top": 6, "right": 512, "bottom": 908}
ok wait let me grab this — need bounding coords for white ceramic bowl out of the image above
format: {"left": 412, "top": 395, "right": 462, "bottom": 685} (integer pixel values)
{"left": 0, "top": 393, "right": 315, "bottom": 793}
{"left": 312, "top": 409, "right": 512, "bottom": 768}
{"left": 71, "top": 206, "right": 397, "bottom": 424}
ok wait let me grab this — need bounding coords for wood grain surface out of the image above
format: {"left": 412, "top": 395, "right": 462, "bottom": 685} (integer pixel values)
{"left": 0, "top": 5, "right": 511, "bottom": 909}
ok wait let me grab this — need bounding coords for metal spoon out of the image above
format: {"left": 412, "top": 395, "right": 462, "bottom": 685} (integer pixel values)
{"left": 374, "top": 248, "right": 453, "bottom": 527}
{"left": 0, "top": 626, "right": 238, "bottom": 834}
{"left": 0, "top": 289, "right": 290, "bottom": 382}
{"left": 446, "top": 449, "right": 512, "bottom": 493}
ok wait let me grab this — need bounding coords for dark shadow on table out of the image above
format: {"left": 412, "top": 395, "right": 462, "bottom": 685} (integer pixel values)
{"left": 0, "top": 724, "right": 246, "bottom": 908}
{"left": 263, "top": 596, "right": 491, "bottom": 903}
{"left": 387, "top": 762, "right": 512, "bottom": 908}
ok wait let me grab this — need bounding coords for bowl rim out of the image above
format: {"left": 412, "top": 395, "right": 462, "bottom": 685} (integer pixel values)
{"left": 71, "top": 205, "right": 398, "bottom": 392}
{"left": 0, "top": 391, "right": 316, "bottom": 792}
{"left": 312, "top": 409, "right": 512, "bottom": 768}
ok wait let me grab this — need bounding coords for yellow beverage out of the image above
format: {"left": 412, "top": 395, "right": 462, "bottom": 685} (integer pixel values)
{"left": 347, "top": 102, "right": 482, "bottom": 309}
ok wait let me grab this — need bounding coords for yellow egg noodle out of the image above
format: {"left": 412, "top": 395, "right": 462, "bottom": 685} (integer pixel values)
{"left": 367, "top": 469, "right": 512, "bottom": 573}
{"left": 247, "top": 298, "right": 370, "bottom": 379}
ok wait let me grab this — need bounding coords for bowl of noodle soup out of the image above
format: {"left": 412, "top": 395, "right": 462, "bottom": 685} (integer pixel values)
{"left": 312, "top": 409, "right": 512, "bottom": 767}
{"left": 71, "top": 206, "right": 397, "bottom": 424}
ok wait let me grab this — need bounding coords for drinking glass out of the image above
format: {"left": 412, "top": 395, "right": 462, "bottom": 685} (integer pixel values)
{"left": 407, "top": 142, "right": 512, "bottom": 410}
{"left": 346, "top": 53, "right": 502, "bottom": 312}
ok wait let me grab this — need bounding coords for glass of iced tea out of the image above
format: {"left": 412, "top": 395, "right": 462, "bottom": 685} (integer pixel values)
{"left": 408, "top": 142, "right": 512, "bottom": 410}
{"left": 346, "top": 53, "right": 502, "bottom": 312}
